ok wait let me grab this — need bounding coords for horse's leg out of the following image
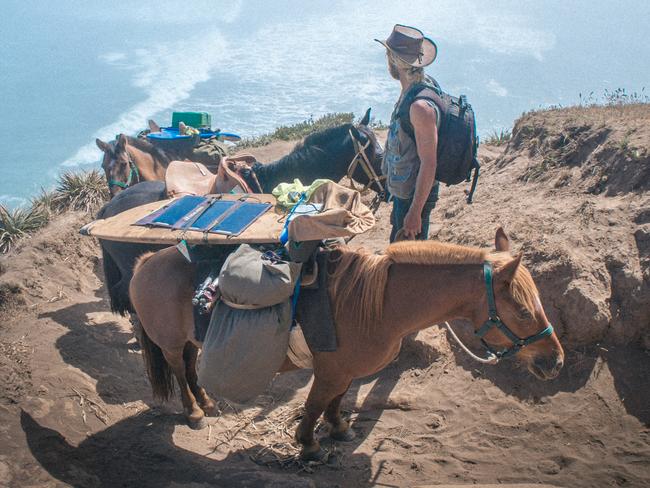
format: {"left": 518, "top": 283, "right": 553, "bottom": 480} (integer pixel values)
{"left": 162, "top": 347, "right": 206, "bottom": 430}
{"left": 183, "top": 343, "right": 218, "bottom": 417}
{"left": 295, "top": 376, "right": 352, "bottom": 461}
{"left": 324, "top": 382, "right": 355, "bottom": 441}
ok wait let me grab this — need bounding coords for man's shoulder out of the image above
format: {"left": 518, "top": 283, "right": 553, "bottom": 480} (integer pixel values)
{"left": 409, "top": 99, "right": 438, "bottom": 125}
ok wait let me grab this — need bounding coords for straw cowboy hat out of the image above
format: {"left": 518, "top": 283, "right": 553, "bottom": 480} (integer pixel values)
{"left": 375, "top": 24, "right": 437, "bottom": 67}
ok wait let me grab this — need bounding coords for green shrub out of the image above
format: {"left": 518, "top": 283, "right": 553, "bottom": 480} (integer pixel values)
{"left": 236, "top": 112, "right": 355, "bottom": 148}
{"left": 0, "top": 205, "right": 48, "bottom": 253}
{"left": 484, "top": 128, "right": 512, "bottom": 146}
{"left": 53, "top": 170, "right": 109, "bottom": 213}
{"left": 30, "top": 188, "right": 59, "bottom": 220}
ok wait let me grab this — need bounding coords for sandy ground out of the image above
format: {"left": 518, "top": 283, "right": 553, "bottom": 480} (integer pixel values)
{"left": 1, "top": 114, "right": 649, "bottom": 487}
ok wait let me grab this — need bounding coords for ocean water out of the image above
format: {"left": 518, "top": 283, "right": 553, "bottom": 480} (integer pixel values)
{"left": 1, "top": 0, "right": 648, "bottom": 207}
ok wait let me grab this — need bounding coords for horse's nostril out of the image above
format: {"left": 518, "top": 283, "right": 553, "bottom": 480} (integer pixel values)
{"left": 535, "top": 355, "right": 562, "bottom": 375}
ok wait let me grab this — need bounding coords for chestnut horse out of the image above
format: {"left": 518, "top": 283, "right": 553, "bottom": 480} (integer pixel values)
{"left": 129, "top": 228, "right": 564, "bottom": 460}
{"left": 96, "top": 134, "right": 170, "bottom": 197}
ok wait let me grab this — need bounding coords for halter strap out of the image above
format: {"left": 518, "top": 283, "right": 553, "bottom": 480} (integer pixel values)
{"left": 109, "top": 155, "right": 140, "bottom": 189}
{"left": 346, "top": 129, "right": 386, "bottom": 200}
{"left": 475, "top": 262, "right": 554, "bottom": 359}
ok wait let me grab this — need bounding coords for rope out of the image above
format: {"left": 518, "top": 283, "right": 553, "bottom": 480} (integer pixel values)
{"left": 219, "top": 297, "right": 268, "bottom": 310}
{"left": 443, "top": 321, "right": 499, "bottom": 365}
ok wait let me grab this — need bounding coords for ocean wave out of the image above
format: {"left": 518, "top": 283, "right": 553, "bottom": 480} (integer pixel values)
{"left": 61, "top": 0, "right": 554, "bottom": 167}
{"left": 62, "top": 30, "right": 230, "bottom": 167}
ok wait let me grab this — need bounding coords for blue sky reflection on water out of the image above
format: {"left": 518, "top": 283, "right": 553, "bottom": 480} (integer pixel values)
{"left": 1, "top": 0, "right": 648, "bottom": 205}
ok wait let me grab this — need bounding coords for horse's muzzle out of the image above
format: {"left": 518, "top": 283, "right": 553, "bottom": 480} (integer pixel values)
{"left": 529, "top": 353, "right": 564, "bottom": 380}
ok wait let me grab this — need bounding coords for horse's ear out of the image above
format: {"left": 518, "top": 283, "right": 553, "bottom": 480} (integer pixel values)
{"left": 496, "top": 253, "right": 522, "bottom": 284}
{"left": 349, "top": 125, "right": 363, "bottom": 141}
{"left": 360, "top": 108, "right": 371, "bottom": 126}
{"left": 96, "top": 138, "right": 111, "bottom": 153}
{"left": 116, "top": 134, "right": 127, "bottom": 152}
{"left": 495, "top": 227, "right": 510, "bottom": 252}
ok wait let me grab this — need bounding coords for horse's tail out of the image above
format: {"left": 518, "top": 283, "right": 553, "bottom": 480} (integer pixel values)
{"left": 133, "top": 318, "right": 175, "bottom": 402}
{"left": 100, "top": 243, "right": 132, "bottom": 316}
{"left": 131, "top": 251, "right": 175, "bottom": 401}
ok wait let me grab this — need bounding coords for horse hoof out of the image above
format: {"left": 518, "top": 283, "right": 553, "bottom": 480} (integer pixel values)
{"left": 330, "top": 427, "right": 356, "bottom": 442}
{"left": 187, "top": 416, "right": 207, "bottom": 430}
{"left": 201, "top": 402, "right": 219, "bottom": 417}
{"left": 300, "top": 447, "right": 329, "bottom": 463}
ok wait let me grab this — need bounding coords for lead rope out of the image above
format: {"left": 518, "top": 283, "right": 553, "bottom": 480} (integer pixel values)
{"left": 443, "top": 321, "right": 499, "bottom": 365}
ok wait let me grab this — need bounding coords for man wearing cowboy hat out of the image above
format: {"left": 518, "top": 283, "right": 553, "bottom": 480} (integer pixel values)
{"left": 376, "top": 24, "right": 440, "bottom": 242}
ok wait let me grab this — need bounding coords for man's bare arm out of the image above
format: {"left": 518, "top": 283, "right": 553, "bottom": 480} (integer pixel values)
{"left": 401, "top": 99, "right": 438, "bottom": 237}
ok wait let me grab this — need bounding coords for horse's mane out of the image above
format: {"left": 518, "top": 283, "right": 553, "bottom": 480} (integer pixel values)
{"left": 299, "top": 123, "right": 353, "bottom": 149}
{"left": 113, "top": 135, "right": 171, "bottom": 165}
{"left": 254, "top": 124, "right": 354, "bottom": 191}
{"left": 329, "top": 241, "right": 539, "bottom": 333}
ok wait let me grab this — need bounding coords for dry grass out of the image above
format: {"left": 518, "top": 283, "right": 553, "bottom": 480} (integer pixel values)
{"left": 207, "top": 401, "right": 342, "bottom": 472}
{"left": 484, "top": 128, "right": 512, "bottom": 146}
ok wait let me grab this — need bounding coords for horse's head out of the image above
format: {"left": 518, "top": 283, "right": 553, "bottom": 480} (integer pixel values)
{"left": 96, "top": 134, "right": 138, "bottom": 197}
{"left": 473, "top": 228, "right": 564, "bottom": 380}
{"left": 347, "top": 108, "right": 385, "bottom": 195}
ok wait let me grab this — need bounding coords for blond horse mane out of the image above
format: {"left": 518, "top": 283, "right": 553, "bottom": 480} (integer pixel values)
{"left": 329, "top": 241, "right": 539, "bottom": 333}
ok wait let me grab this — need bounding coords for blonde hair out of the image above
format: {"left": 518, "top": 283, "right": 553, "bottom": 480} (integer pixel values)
{"left": 329, "top": 242, "right": 540, "bottom": 335}
{"left": 387, "top": 50, "right": 425, "bottom": 85}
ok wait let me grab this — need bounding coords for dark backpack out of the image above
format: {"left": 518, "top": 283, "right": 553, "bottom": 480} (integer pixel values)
{"left": 397, "top": 76, "right": 480, "bottom": 203}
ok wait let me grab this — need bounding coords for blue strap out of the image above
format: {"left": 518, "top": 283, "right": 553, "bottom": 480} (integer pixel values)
{"left": 290, "top": 273, "right": 302, "bottom": 324}
{"left": 109, "top": 161, "right": 139, "bottom": 189}
{"left": 483, "top": 262, "right": 498, "bottom": 319}
{"left": 477, "top": 260, "right": 555, "bottom": 359}
{"left": 280, "top": 192, "right": 307, "bottom": 245}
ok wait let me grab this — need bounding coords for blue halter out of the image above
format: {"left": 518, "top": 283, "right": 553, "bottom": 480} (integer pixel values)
{"left": 108, "top": 154, "right": 140, "bottom": 190}
{"left": 475, "top": 262, "right": 554, "bottom": 360}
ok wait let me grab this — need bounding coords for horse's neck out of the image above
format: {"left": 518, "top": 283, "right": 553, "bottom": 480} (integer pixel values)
{"left": 381, "top": 263, "right": 483, "bottom": 338}
{"left": 129, "top": 145, "right": 166, "bottom": 180}
{"left": 255, "top": 141, "right": 354, "bottom": 192}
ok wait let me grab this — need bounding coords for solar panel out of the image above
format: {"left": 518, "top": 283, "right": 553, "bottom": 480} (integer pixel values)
{"left": 134, "top": 195, "right": 271, "bottom": 237}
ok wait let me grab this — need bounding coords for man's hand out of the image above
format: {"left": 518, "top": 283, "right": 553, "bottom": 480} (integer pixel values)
{"left": 402, "top": 207, "right": 422, "bottom": 239}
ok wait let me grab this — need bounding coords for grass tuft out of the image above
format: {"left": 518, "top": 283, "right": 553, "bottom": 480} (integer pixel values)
{"left": 53, "top": 170, "right": 109, "bottom": 213}
{"left": 484, "top": 128, "right": 512, "bottom": 146}
{"left": 0, "top": 205, "right": 49, "bottom": 253}
{"left": 30, "top": 188, "right": 59, "bottom": 220}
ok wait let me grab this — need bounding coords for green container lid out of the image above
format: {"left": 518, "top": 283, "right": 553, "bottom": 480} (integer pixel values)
{"left": 171, "top": 112, "right": 211, "bottom": 129}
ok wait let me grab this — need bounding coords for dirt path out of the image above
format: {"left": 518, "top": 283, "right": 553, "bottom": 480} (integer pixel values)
{"left": 1, "top": 119, "right": 649, "bottom": 487}
{"left": 1, "top": 216, "right": 648, "bottom": 488}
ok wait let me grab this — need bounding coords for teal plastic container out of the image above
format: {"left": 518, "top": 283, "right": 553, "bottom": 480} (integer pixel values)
{"left": 171, "top": 112, "right": 211, "bottom": 129}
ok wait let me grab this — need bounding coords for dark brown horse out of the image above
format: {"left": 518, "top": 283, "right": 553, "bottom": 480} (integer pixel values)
{"left": 129, "top": 228, "right": 564, "bottom": 460}
{"left": 97, "top": 112, "right": 384, "bottom": 318}
{"left": 96, "top": 134, "right": 171, "bottom": 197}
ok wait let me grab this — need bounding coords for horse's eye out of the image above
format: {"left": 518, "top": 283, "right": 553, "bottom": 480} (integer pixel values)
{"left": 519, "top": 309, "right": 533, "bottom": 320}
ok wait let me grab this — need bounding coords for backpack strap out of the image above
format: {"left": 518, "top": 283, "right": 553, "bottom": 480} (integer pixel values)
{"left": 397, "top": 78, "right": 442, "bottom": 140}
{"left": 466, "top": 158, "right": 480, "bottom": 204}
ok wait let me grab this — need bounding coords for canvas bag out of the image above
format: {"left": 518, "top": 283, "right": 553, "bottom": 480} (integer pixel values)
{"left": 197, "top": 244, "right": 301, "bottom": 403}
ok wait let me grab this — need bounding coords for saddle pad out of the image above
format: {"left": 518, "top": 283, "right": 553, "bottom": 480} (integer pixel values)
{"left": 80, "top": 194, "right": 284, "bottom": 245}
{"left": 295, "top": 251, "right": 338, "bottom": 352}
